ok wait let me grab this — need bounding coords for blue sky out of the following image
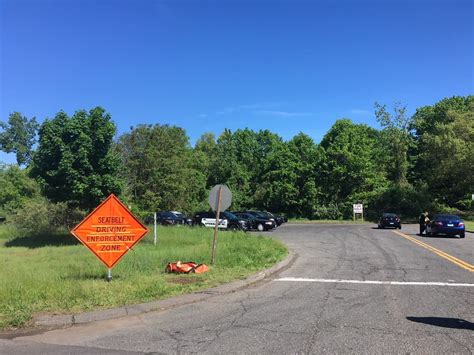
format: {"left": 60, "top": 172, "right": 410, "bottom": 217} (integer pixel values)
{"left": 1, "top": 0, "right": 473, "bottom": 164}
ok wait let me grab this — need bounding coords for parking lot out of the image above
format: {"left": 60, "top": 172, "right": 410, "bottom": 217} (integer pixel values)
{"left": 3, "top": 223, "right": 473, "bottom": 354}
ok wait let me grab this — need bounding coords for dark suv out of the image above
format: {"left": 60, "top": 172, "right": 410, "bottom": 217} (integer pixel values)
{"left": 193, "top": 211, "right": 250, "bottom": 231}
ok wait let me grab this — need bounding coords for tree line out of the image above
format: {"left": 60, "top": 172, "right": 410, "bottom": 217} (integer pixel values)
{"left": 0, "top": 95, "right": 472, "bottom": 232}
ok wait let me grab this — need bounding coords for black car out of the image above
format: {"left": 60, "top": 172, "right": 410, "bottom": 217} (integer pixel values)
{"left": 233, "top": 212, "right": 275, "bottom": 231}
{"left": 260, "top": 211, "right": 286, "bottom": 226}
{"left": 154, "top": 211, "right": 186, "bottom": 225}
{"left": 192, "top": 211, "right": 250, "bottom": 231}
{"left": 236, "top": 211, "right": 277, "bottom": 229}
{"left": 171, "top": 211, "right": 193, "bottom": 226}
{"left": 378, "top": 213, "right": 401, "bottom": 229}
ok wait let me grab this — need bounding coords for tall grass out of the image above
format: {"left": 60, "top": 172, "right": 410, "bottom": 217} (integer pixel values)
{"left": 465, "top": 221, "right": 474, "bottom": 231}
{"left": 0, "top": 225, "right": 287, "bottom": 329}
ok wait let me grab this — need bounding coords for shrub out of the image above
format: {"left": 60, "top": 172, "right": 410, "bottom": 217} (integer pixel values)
{"left": 10, "top": 198, "right": 86, "bottom": 236}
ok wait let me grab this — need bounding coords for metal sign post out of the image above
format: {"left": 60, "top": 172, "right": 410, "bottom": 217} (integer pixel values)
{"left": 208, "top": 184, "right": 232, "bottom": 265}
{"left": 211, "top": 186, "right": 223, "bottom": 265}
{"left": 154, "top": 212, "right": 157, "bottom": 245}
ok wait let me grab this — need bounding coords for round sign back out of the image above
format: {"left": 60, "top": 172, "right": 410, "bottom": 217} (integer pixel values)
{"left": 209, "top": 184, "right": 232, "bottom": 212}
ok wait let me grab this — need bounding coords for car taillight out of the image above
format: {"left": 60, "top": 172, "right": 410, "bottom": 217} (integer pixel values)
{"left": 435, "top": 221, "right": 443, "bottom": 227}
{"left": 459, "top": 222, "right": 464, "bottom": 227}
{"left": 396, "top": 217, "right": 400, "bottom": 221}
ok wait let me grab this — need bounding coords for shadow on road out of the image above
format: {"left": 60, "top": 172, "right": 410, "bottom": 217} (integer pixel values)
{"left": 407, "top": 317, "right": 474, "bottom": 330}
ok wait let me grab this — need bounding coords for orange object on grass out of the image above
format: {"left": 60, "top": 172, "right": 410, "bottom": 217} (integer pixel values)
{"left": 165, "top": 261, "right": 209, "bottom": 274}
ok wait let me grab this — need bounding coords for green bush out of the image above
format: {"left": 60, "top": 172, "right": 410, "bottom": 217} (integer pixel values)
{"left": 365, "top": 184, "right": 431, "bottom": 220}
{"left": 10, "top": 198, "right": 86, "bottom": 236}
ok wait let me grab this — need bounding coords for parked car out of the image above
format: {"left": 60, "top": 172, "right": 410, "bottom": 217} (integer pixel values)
{"left": 171, "top": 211, "right": 193, "bottom": 226}
{"left": 235, "top": 210, "right": 277, "bottom": 229}
{"left": 154, "top": 211, "right": 186, "bottom": 225}
{"left": 233, "top": 212, "right": 275, "bottom": 231}
{"left": 261, "top": 211, "right": 286, "bottom": 226}
{"left": 378, "top": 213, "right": 401, "bottom": 229}
{"left": 192, "top": 211, "right": 250, "bottom": 231}
{"left": 425, "top": 214, "right": 465, "bottom": 238}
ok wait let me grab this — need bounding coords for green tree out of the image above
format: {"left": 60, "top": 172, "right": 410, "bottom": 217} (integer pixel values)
{"left": 193, "top": 132, "right": 218, "bottom": 185}
{"left": 374, "top": 102, "right": 412, "bottom": 185}
{"left": 287, "top": 133, "right": 321, "bottom": 217}
{"left": 417, "top": 107, "right": 474, "bottom": 207}
{"left": 319, "top": 119, "right": 387, "bottom": 215}
{"left": 410, "top": 96, "right": 473, "bottom": 197}
{"left": 209, "top": 129, "right": 253, "bottom": 208}
{"left": 117, "top": 124, "right": 206, "bottom": 214}
{"left": 257, "top": 141, "right": 299, "bottom": 214}
{"left": 208, "top": 128, "right": 287, "bottom": 211}
{"left": 30, "top": 107, "right": 122, "bottom": 211}
{"left": 0, "top": 112, "right": 39, "bottom": 166}
{"left": 0, "top": 164, "right": 41, "bottom": 217}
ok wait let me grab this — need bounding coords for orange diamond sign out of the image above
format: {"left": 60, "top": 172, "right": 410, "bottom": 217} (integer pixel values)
{"left": 71, "top": 194, "right": 148, "bottom": 268}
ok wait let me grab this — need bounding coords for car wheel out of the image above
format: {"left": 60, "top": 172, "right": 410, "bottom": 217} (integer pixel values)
{"left": 460, "top": 233, "right": 465, "bottom": 238}
{"left": 398, "top": 225, "right": 402, "bottom": 230}
{"left": 229, "top": 225, "right": 238, "bottom": 232}
{"left": 257, "top": 223, "right": 264, "bottom": 232}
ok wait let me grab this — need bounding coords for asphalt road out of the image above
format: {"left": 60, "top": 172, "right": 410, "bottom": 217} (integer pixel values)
{"left": 2, "top": 224, "right": 473, "bottom": 354}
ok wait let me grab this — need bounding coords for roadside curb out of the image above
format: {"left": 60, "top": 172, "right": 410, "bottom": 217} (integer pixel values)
{"left": 34, "top": 251, "right": 296, "bottom": 328}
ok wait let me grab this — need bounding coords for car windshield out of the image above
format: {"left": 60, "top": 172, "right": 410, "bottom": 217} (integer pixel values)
{"left": 383, "top": 213, "right": 397, "bottom": 217}
{"left": 172, "top": 212, "right": 184, "bottom": 218}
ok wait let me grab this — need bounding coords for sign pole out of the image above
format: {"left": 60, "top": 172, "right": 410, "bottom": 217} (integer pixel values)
{"left": 211, "top": 186, "right": 223, "bottom": 265}
{"left": 107, "top": 268, "right": 112, "bottom": 282}
{"left": 154, "top": 212, "right": 157, "bottom": 245}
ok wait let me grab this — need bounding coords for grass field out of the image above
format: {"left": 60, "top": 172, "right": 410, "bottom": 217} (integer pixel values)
{"left": 465, "top": 220, "right": 474, "bottom": 232}
{"left": 0, "top": 225, "right": 287, "bottom": 330}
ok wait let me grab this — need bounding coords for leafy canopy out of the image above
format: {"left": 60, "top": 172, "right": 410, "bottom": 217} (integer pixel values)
{"left": 30, "top": 107, "right": 122, "bottom": 211}
{"left": 0, "top": 112, "right": 39, "bottom": 166}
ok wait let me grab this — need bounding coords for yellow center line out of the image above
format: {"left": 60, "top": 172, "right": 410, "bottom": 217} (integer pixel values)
{"left": 392, "top": 230, "right": 474, "bottom": 272}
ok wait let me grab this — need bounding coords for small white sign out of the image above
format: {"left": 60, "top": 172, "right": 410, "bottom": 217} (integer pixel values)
{"left": 353, "top": 204, "right": 363, "bottom": 214}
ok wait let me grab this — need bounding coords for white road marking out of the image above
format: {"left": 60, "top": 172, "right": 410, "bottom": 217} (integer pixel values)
{"left": 275, "top": 277, "right": 474, "bottom": 287}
